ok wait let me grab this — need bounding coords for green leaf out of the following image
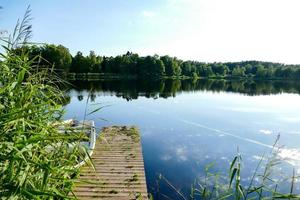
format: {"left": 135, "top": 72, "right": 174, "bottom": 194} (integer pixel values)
{"left": 17, "top": 69, "right": 26, "bottom": 84}
{"left": 230, "top": 156, "right": 238, "bottom": 172}
{"left": 247, "top": 186, "right": 263, "bottom": 194}
{"left": 238, "top": 184, "right": 245, "bottom": 199}
{"left": 87, "top": 105, "right": 111, "bottom": 116}
{"left": 10, "top": 82, "right": 18, "bottom": 90}
{"left": 229, "top": 168, "right": 237, "bottom": 188}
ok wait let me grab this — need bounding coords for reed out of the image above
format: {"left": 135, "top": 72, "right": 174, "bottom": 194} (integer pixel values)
{"left": 0, "top": 7, "right": 87, "bottom": 199}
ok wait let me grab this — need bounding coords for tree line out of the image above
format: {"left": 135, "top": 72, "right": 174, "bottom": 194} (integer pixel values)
{"left": 17, "top": 44, "right": 300, "bottom": 79}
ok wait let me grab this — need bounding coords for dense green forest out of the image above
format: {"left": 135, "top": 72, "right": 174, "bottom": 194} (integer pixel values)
{"left": 18, "top": 44, "right": 300, "bottom": 80}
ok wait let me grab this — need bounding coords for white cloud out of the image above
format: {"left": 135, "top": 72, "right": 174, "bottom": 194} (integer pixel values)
{"left": 136, "top": 0, "right": 300, "bottom": 64}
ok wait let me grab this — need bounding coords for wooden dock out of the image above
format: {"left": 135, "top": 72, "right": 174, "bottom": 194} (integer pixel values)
{"left": 73, "top": 126, "right": 148, "bottom": 200}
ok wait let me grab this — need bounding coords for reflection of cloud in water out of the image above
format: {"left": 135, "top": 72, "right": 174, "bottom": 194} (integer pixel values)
{"left": 259, "top": 129, "right": 272, "bottom": 135}
{"left": 179, "top": 118, "right": 300, "bottom": 170}
{"left": 161, "top": 154, "right": 172, "bottom": 161}
{"left": 253, "top": 148, "right": 300, "bottom": 174}
{"left": 218, "top": 106, "right": 276, "bottom": 113}
{"left": 287, "top": 131, "right": 300, "bottom": 135}
{"left": 280, "top": 117, "right": 300, "bottom": 123}
{"left": 161, "top": 145, "right": 189, "bottom": 162}
{"left": 173, "top": 100, "right": 180, "bottom": 104}
{"left": 252, "top": 155, "right": 266, "bottom": 161}
{"left": 179, "top": 118, "right": 273, "bottom": 148}
{"left": 278, "top": 148, "right": 300, "bottom": 166}
{"left": 139, "top": 106, "right": 300, "bottom": 171}
{"left": 137, "top": 106, "right": 161, "bottom": 115}
{"left": 176, "top": 147, "right": 188, "bottom": 162}
{"left": 142, "top": 130, "right": 154, "bottom": 136}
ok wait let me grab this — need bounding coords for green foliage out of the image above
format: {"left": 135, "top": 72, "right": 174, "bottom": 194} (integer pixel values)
{"left": 71, "top": 51, "right": 89, "bottom": 73}
{"left": 42, "top": 45, "right": 72, "bottom": 72}
{"left": 70, "top": 51, "right": 102, "bottom": 73}
{"left": 0, "top": 8, "right": 86, "bottom": 199}
{"left": 14, "top": 44, "right": 72, "bottom": 74}
{"left": 212, "top": 63, "right": 229, "bottom": 76}
{"left": 138, "top": 55, "right": 165, "bottom": 77}
{"left": 161, "top": 55, "right": 182, "bottom": 76}
{"left": 181, "top": 61, "right": 197, "bottom": 77}
{"left": 41, "top": 44, "right": 72, "bottom": 72}
{"left": 232, "top": 66, "right": 246, "bottom": 77}
{"left": 22, "top": 44, "right": 300, "bottom": 80}
{"left": 87, "top": 51, "right": 102, "bottom": 72}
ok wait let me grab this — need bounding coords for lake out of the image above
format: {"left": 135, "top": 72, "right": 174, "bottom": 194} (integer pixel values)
{"left": 64, "top": 79, "right": 300, "bottom": 199}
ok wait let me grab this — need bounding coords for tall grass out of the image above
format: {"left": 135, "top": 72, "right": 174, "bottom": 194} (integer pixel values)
{"left": 0, "top": 7, "right": 86, "bottom": 199}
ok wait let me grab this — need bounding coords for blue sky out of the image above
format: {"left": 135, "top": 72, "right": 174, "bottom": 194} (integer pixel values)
{"left": 1, "top": 0, "right": 300, "bottom": 64}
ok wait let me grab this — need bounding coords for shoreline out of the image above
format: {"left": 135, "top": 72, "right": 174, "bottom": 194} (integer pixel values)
{"left": 65, "top": 72, "right": 300, "bottom": 81}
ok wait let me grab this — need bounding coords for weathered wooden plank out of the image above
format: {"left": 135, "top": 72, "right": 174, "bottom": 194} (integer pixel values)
{"left": 73, "top": 126, "right": 148, "bottom": 200}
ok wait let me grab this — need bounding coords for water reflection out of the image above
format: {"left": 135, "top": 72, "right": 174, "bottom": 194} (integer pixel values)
{"left": 63, "top": 79, "right": 300, "bottom": 199}
{"left": 67, "top": 79, "right": 300, "bottom": 101}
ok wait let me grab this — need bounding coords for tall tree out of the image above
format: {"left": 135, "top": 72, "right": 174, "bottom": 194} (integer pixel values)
{"left": 71, "top": 51, "right": 89, "bottom": 73}
{"left": 161, "top": 55, "right": 181, "bottom": 76}
{"left": 41, "top": 44, "right": 72, "bottom": 72}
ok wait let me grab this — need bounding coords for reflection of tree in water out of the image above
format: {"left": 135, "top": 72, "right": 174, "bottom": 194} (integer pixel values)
{"left": 64, "top": 79, "right": 300, "bottom": 102}
{"left": 231, "top": 81, "right": 245, "bottom": 92}
{"left": 90, "top": 92, "right": 97, "bottom": 102}
{"left": 160, "top": 80, "right": 181, "bottom": 98}
{"left": 77, "top": 95, "right": 84, "bottom": 101}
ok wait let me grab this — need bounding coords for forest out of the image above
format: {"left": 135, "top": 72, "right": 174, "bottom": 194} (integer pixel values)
{"left": 17, "top": 44, "right": 300, "bottom": 80}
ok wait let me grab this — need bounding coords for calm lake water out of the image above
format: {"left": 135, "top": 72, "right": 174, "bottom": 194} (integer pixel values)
{"left": 64, "top": 79, "right": 300, "bottom": 199}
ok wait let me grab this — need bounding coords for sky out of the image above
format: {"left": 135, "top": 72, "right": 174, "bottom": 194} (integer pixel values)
{"left": 1, "top": 0, "right": 300, "bottom": 64}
